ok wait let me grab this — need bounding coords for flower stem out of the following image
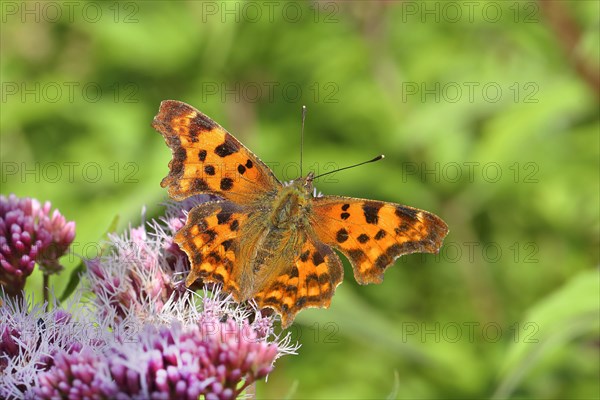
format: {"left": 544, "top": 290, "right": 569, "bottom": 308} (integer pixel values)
{"left": 43, "top": 273, "right": 49, "bottom": 305}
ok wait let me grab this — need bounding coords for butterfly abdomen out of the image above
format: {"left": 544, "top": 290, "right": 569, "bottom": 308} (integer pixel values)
{"left": 238, "top": 223, "right": 303, "bottom": 300}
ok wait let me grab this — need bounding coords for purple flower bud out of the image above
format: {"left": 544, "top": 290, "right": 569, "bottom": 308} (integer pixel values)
{"left": 0, "top": 326, "right": 20, "bottom": 372}
{"left": 0, "top": 194, "right": 75, "bottom": 296}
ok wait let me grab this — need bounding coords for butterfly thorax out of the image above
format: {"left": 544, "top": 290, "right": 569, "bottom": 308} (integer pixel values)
{"left": 269, "top": 175, "right": 314, "bottom": 229}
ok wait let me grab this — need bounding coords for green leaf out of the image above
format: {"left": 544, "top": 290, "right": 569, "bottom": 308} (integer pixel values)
{"left": 58, "top": 261, "right": 87, "bottom": 302}
{"left": 492, "top": 269, "right": 600, "bottom": 399}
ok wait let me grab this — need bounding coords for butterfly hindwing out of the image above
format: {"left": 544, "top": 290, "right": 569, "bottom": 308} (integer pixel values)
{"left": 254, "top": 237, "right": 344, "bottom": 328}
{"left": 153, "top": 100, "right": 280, "bottom": 203}
{"left": 176, "top": 201, "right": 247, "bottom": 298}
{"left": 311, "top": 196, "right": 448, "bottom": 284}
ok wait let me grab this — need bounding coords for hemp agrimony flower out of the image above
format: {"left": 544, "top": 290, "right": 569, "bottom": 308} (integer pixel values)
{"left": 1, "top": 197, "right": 298, "bottom": 399}
{"left": 0, "top": 194, "right": 75, "bottom": 297}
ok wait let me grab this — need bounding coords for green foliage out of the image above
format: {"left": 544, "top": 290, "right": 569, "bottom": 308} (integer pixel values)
{"left": 494, "top": 269, "right": 600, "bottom": 399}
{"left": 2, "top": 1, "right": 598, "bottom": 398}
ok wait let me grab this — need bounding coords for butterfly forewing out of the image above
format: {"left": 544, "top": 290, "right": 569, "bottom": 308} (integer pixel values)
{"left": 153, "top": 100, "right": 280, "bottom": 203}
{"left": 310, "top": 196, "right": 448, "bottom": 284}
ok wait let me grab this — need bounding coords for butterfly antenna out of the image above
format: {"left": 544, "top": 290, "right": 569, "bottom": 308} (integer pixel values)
{"left": 300, "top": 105, "right": 307, "bottom": 177}
{"left": 312, "top": 154, "right": 385, "bottom": 180}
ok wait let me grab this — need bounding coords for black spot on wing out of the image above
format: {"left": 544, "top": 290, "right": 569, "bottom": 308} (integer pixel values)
{"left": 375, "top": 229, "right": 387, "bottom": 240}
{"left": 396, "top": 206, "right": 418, "bottom": 220}
{"left": 220, "top": 178, "right": 234, "bottom": 191}
{"left": 362, "top": 202, "right": 383, "bottom": 224}
{"left": 267, "top": 281, "right": 285, "bottom": 292}
{"left": 290, "top": 266, "right": 299, "bottom": 278}
{"left": 312, "top": 251, "right": 325, "bottom": 266}
{"left": 223, "top": 258, "right": 233, "bottom": 272}
{"left": 198, "top": 149, "right": 207, "bottom": 162}
{"left": 341, "top": 204, "right": 350, "bottom": 211}
{"left": 299, "top": 250, "right": 310, "bottom": 262}
{"left": 340, "top": 212, "right": 350, "bottom": 220}
{"left": 357, "top": 234, "right": 370, "bottom": 244}
{"left": 230, "top": 220, "right": 239, "bottom": 231}
{"left": 216, "top": 210, "right": 231, "bottom": 224}
{"left": 192, "top": 178, "right": 210, "bottom": 191}
{"left": 237, "top": 165, "right": 246, "bottom": 175}
{"left": 395, "top": 223, "right": 410, "bottom": 235}
{"left": 245, "top": 159, "right": 253, "bottom": 169}
{"left": 204, "top": 165, "right": 215, "bottom": 175}
{"left": 214, "top": 136, "right": 240, "bottom": 157}
{"left": 203, "top": 229, "right": 217, "bottom": 243}
{"left": 336, "top": 229, "right": 349, "bottom": 243}
{"left": 221, "top": 239, "right": 234, "bottom": 251}
{"left": 347, "top": 249, "right": 366, "bottom": 263}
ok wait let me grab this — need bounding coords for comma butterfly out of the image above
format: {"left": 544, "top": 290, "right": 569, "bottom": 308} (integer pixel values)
{"left": 153, "top": 100, "right": 449, "bottom": 327}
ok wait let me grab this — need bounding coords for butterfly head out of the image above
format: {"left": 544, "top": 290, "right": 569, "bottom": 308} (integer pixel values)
{"left": 284, "top": 172, "right": 316, "bottom": 196}
{"left": 303, "top": 171, "right": 315, "bottom": 190}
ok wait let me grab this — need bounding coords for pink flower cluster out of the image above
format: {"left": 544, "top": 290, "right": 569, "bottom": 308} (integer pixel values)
{"left": 33, "top": 320, "right": 280, "bottom": 400}
{"left": 0, "top": 194, "right": 75, "bottom": 296}
{"left": 0, "top": 196, "right": 298, "bottom": 399}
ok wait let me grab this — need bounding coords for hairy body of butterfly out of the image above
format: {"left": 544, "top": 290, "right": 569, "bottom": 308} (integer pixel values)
{"left": 154, "top": 100, "right": 449, "bottom": 327}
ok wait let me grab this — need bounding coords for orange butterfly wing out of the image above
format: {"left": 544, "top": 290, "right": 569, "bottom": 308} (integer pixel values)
{"left": 153, "top": 100, "right": 280, "bottom": 202}
{"left": 310, "top": 196, "right": 448, "bottom": 285}
{"left": 253, "top": 237, "right": 344, "bottom": 328}
{"left": 175, "top": 201, "right": 247, "bottom": 298}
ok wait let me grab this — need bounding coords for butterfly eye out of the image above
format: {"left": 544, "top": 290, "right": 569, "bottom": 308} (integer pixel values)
{"left": 303, "top": 172, "right": 314, "bottom": 186}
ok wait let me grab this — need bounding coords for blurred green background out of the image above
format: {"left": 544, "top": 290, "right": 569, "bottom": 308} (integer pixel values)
{"left": 1, "top": 1, "right": 599, "bottom": 399}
